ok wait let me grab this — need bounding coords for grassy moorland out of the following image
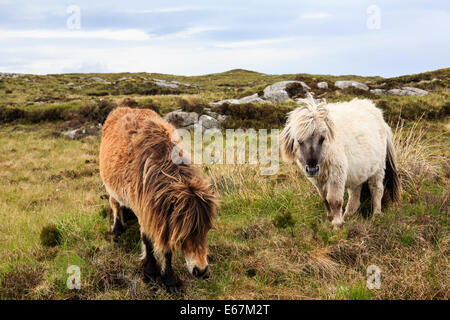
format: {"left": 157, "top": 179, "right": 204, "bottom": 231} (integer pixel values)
{"left": 0, "top": 68, "right": 448, "bottom": 299}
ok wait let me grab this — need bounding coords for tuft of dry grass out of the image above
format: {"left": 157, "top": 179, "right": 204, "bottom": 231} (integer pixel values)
{"left": 393, "top": 118, "right": 449, "bottom": 193}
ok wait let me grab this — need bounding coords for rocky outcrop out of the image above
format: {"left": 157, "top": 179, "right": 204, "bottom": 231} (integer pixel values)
{"left": 88, "top": 77, "right": 109, "bottom": 84}
{"left": 0, "top": 73, "right": 21, "bottom": 79}
{"left": 335, "top": 80, "right": 369, "bottom": 91}
{"left": 263, "top": 81, "right": 310, "bottom": 103}
{"left": 163, "top": 110, "right": 199, "bottom": 127}
{"left": 153, "top": 79, "right": 180, "bottom": 89}
{"left": 64, "top": 124, "right": 102, "bottom": 140}
{"left": 387, "top": 87, "right": 428, "bottom": 96}
{"left": 163, "top": 110, "right": 222, "bottom": 131}
{"left": 370, "top": 87, "right": 428, "bottom": 96}
{"left": 317, "top": 82, "right": 328, "bottom": 89}
{"left": 370, "top": 89, "right": 386, "bottom": 94}
{"left": 199, "top": 115, "right": 220, "bottom": 129}
{"left": 210, "top": 93, "right": 265, "bottom": 107}
{"left": 153, "top": 79, "right": 198, "bottom": 89}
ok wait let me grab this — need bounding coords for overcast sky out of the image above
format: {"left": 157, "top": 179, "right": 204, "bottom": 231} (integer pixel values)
{"left": 0, "top": 0, "right": 448, "bottom": 76}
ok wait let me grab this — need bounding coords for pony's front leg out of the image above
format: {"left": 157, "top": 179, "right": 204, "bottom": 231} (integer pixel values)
{"left": 326, "top": 182, "right": 345, "bottom": 229}
{"left": 140, "top": 233, "right": 160, "bottom": 283}
{"left": 158, "top": 251, "right": 182, "bottom": 293}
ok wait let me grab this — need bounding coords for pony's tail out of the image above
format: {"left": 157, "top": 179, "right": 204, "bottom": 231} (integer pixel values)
{"left": 382, "top": 134, "right": 401, "bottom": 206}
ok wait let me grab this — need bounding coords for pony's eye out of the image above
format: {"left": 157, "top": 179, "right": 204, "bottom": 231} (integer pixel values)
{"left": 298, "top": 140, "right": 304, "bottom": 146}
{"left": 318, "top": 136, "right": 325, "bottom": 144}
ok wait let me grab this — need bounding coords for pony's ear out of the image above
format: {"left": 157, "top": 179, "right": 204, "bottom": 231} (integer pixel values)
{"left": 281, "top": 126, "right": 296, "bottom": 161}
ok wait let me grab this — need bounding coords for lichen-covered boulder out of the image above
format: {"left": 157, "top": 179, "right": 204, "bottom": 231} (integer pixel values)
{"left": 387, "top": 87, "right": 428, "bottom": 96}
{"left": 199, "top": 115, "right": 220, "bottom": 129}
{"left": 317, "top": 82, "right": 328, "bottom": 89}
{"left": 263, "top": 81, "right": 310, "bottom": 102}
{"left": 335, "top": 80, "right": 369, "bottom": 91}
{"left": 163, "top": 110, "right": 199, "bottom": 127}
{"left": 209, "top": 93, "right": 266, "bottom": 107}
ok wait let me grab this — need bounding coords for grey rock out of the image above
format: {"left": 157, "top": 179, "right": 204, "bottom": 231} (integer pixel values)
{"left": 183, "top": 123, "right": 203, "bottom": 132}
{"left": 210, "top": 93, "right": 266, "bottom": 107}
{"left": 387, "top": 87, "right": 428, "bottom": 96}
{"left": 199, "top": 115, "right": 220, "bottom": 129}
{"left": 370, "top": 89, "right": 386, "bottom": 94}
{"left": 263, "top": 81, "right": 310, "bottom": 103}
{"left": 209, "top": 99, "right": 242, "bottom": 107}
{"left": 335, "top": 80, "right": 369, "bottom": 91}
{"left": 0, "top": 73, "right": 22, "bottom": 79}
{"left": 217, "top": 115, "right": 228, "bottom": 122}
{"left": 64, "top": 123, "right": 102, "bottom": 140}
{"left": 164, "top": 111, "right": 199, "bottom": 127}
{"left": 153, "top": 79, "right": 180, "bottom": 89}
{"left": 317, "top": 82, "right": 328, "bottom": 89}
{"left": 89, "top": 77, "right": 107, "bottom": 83}
{"left": 238, "top": 93, "right": 266, "bottom": 104}
{"left": 64, "top": 129, "right": 83, "bottom": 139}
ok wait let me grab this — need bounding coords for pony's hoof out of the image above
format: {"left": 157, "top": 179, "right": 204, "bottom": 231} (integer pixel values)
{"left": 372, "top": 210, "right": 382, "bottom": 218}
{"left": 332, "top": 217, "right": 344, "bottom": 230}
{"left": 143, "top": 274, "right": 157, "bottom": 284}
{"left": 166, "top": 284, "right": 181, "bottom": 294}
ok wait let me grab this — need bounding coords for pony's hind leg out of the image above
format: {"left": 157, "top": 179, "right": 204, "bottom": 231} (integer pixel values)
{"left": 368, "top": 170, "right": 384, "bottom": 216}
{"left": 109, "top": 196, "right": 125, "bottom": 244}
{"left": 344, "top": 184, "right": 362, "bottom": 218}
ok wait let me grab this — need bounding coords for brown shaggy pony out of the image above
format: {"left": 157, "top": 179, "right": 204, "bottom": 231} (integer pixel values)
{"left": 100, "top": 107, "right": 217, "bottom": 293}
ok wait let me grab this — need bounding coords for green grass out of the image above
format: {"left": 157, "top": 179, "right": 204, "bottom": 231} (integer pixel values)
{"left": 336, "top": 282, "right": 372, "bottom": 300}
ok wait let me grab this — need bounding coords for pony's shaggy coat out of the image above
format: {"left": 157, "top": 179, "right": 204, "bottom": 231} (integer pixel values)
{"left": 100, "top": 107, "right": 216, "bottom": 290}
{"left": 282, "top": 98, "right": 400, "bottom": 228}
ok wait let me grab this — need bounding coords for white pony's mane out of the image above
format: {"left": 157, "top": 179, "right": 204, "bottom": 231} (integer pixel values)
{"left": 284, "top": 93, "right": 333, "bottom": 143}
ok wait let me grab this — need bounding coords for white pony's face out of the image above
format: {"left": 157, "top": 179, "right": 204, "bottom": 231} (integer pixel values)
{"left": 296, "top": 129, "right": 327, "bottom": 177}
{"left": 281, "top": 98, "right": 334, "bottom": 177}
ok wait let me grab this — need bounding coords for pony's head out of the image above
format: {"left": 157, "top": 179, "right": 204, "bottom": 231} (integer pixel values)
{"left": 281, "top": 96, "right": 334, "bottom": 177}
{"left": 167, "top": 176, "right": 216, "bottom": 279}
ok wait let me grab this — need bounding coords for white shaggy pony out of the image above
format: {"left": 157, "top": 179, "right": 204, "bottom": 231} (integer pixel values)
{"left": 281, "top": 97, "right": 400, "bottom": 229}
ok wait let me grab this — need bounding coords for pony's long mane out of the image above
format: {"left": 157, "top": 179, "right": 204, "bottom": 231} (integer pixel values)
{"left": 129, "top": 117, "right": 217, "bottom": 252}
{"left": 281, "top": 95, "right": 334, "bottom": 160}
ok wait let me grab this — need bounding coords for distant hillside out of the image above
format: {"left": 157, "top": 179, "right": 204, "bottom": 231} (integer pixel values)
{"left": 0, "top": 68, "right": 448, "bottom": 125}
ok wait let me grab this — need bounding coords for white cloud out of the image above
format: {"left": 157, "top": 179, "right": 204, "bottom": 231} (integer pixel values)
{"left": 215, "top": 37, "right": 295, "bottom": 48}
{"left": 0, "top": 26, "right": 223, "bottom": 42}
{"left": 160, "top": 27, "right": 223, "bottom": 39}
{"left": 299, "top": 12, "right": 332, "bottom": 19}
{"left": 122, "top": 6, "right": 202, "bottom": 14}
{"left": 0, "top": 29, "right": 151, "bottom": 41}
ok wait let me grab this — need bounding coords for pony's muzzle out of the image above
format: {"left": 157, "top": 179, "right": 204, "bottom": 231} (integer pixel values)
{"left": 192, "top": 265, "right": 210, "bottom": 279}
{"left": 305, "top": 165, "right": 320, "bottom": 177}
